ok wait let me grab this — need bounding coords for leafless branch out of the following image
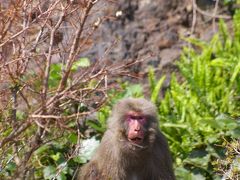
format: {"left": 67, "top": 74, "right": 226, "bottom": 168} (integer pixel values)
{"left": 0, "top": 0, "right": 144, "bottom": 178}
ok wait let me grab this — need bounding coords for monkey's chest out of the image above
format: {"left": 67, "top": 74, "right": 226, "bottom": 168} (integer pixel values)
{"left": 127, "top": 169, "right": 159, "bottom": 180}
{"left": 127, "top": 171, "right": 151, "bottom": 180}
{"left": 128, "top": 172, "right": 140, "bottom": 180}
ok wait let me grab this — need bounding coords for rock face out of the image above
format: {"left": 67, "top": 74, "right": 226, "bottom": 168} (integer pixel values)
{"left": 88, "top": 0, "right": 231, "bottom": 80}
{"left": 87, "top": 0, "right": 192, "bottom": 75}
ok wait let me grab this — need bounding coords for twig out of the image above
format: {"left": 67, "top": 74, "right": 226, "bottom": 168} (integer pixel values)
{"left": 0, "top": 120, "right": 32, "bottom": 148}
{"left": 212, "top": 0, "right": 219, "bottom": 32}
{"left": 195, "top": 1, "right": 231, "bottom": 19}
{"left": 58, "top": 1, "right": 95, "bottom": 92}
{"left": 191, "top": 0, "right": 197, "bottom": 35}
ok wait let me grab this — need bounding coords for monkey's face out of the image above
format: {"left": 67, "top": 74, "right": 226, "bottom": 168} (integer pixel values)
{"left": 110, "top": 98, "right": 159, "bottom": 151}
{"left": 125, "top": 111, "right": 147, "bottom": 145}
{"left": 119, "top": 110, "right": 158, "bottom": 151}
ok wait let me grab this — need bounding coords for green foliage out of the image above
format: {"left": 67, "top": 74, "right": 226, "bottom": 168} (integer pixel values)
{"left": 49, "top": 57, "right": 91, "bottom": 89}
{"left": 158, "top": 11, "right": 240, "bottom": 179}
{"left": 49, "top": 63, "right": 62, "bottom": 88}
{"left": 72, "top": 57, "right": 90, "bottom": 69}
{"left": 86, "top": 107, "right": 110, "bottom": 134}
{"left": 0, "top": 161, "right": 16, "bottom": 178}
{"left": 148, "top": 67, "right": 166, "bottom": 104}
{"left": 223, "top": 0, "right": 240, "bottom": 7}
{"left": 26, "top": 131, "right": 87, "bottom": 180}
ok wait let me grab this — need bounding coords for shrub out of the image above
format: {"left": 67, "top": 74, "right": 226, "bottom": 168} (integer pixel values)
{"left": 150, "top": 10, "right": 240, "bottom": 179}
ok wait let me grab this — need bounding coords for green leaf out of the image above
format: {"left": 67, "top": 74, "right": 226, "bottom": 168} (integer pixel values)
{"left": 230, "top": 60, "right": 240, "bottom": 83}
{"left": 231, "top": 127, "right": 240, "bottom": 138}
{"left": 73, "top": 156, "right": 86, "bottom": 164}
{"left": 148, "top": 67, "right": 156, "bottom": 92}
{"left": 51, "top": 152, "right": 61, "bottom": 162}
{"left": 68, "top": 133, "right": 78, "bottom": 144}
{"left": 86, "top": 120, "right": 106, "bottom": 133}
{"left": 72, "top": 57, "right": 90, "bottom": 70}
{"left": 181, "top": 37, "right": 208, "bottom": 49}
{"left": 210, "top": 58, "right": 229, "bottom": 67}
{"left": 151, "top": 76, "right": 165, "bottom": 104}
{"left": 16, "top": 110, "right": 25, "bottom": 120}
{"left": 43, "top": 166, "right": 56, "bottom": 179}
{"left": 58, "top": 162, "right": 68, "bottom": 174}
{"left": 49, "top": 63, "right": 62, "bottom": 88}
{"left": 184, "top": 154, "right": 210, "bottom": 168}
{"left": 34, "top": 144, "right": 49, "bottom": 155}
{"left": 57, "top": 173, "right": 67, "bottom": 180}
{"left": 175, "top": 167, "right": 205, "bottom": 180}
{"left": 162, "top": 123, "right": 187, "bottom": 128}
{"left": 124, "top": 84, "right": 143, "bottom": 98}
{"left": 5, "top": 162, "right": 16, "bottom": 172}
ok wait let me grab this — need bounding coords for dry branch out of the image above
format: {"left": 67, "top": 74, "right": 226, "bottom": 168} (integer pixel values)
{"left": 0, "top": 0, "right": 148, "bottom": 178}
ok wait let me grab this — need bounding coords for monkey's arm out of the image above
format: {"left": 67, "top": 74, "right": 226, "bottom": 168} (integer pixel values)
{"left": 155, "top": 132, "right": 176, "bottom": 180}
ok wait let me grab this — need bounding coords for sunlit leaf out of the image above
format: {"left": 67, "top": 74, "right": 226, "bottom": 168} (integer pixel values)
{"left": 72, "top": 57, "right": 90, "bottom": 70}
{"left": 151, "top": 76, "right": 165, "bottom": 104}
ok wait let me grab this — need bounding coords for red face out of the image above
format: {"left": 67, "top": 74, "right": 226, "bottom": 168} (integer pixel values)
{"left": 126, "top": 111, "right": 147, "bottom": 145}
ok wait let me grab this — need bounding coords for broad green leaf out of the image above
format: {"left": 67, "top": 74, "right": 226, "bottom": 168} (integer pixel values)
{"left": 68, "top": 133, "right": 78, "bottom": 144}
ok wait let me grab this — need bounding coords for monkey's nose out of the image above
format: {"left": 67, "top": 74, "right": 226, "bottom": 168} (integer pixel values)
{"left": 133, "top": 121, "right": 141, "bottom": 132}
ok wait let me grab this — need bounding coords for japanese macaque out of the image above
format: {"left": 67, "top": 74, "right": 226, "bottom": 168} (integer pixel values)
{"left": 78, "top": 98, "right": 175, "bottom": 180}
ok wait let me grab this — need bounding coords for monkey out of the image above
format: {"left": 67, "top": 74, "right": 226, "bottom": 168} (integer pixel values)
{"left": 78, "top": 98, "right": 175, "bottom": 180}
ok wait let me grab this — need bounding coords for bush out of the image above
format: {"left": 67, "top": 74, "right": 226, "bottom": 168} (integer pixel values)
{"left": 151, "top": 10, "right": 240, "bottom": 179}
{"left": 0, "top": 1, "right": 144, "bottom": 179}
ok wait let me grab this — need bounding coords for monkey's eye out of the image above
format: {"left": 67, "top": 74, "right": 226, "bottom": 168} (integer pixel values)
{"left": 126, "top": 115, "right": 135, "bottom": 122}
{"left": 138, "top": 116, "right": 146, "bottom": 124}
{"left": 129, "top": 115, "right": 136, "bottom": 119}
{"left": 127, "top": 115, "right": 146, "bottom": 124}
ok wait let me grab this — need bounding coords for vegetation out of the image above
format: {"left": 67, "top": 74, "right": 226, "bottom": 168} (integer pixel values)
{"left": 158, "top": 11, "right": 240, "bottom": 178}
{"left": 0, "top": 1, "right": 239, "bottom": 180}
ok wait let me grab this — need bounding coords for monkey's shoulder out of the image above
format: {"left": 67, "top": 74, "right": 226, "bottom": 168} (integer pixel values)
{"left": 154, "top": 131, "right": 169, "bottom": 146}
{"left": 152, "top": 132, "right": 173, "bottom": 161}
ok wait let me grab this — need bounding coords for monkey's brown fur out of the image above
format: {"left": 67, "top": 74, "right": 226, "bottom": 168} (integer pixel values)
{"left": 78, "top": 98, "right": 175, "bottom": 180}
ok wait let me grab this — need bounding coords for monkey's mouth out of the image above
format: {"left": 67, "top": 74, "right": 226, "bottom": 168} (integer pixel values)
{"left": 128, "top": 137, "right": 143, "bottom": 145}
